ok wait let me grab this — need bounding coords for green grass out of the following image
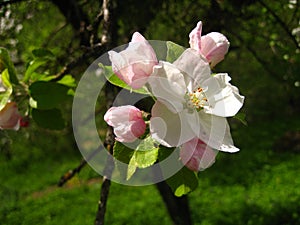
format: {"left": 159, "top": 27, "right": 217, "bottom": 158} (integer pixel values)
{"left": 1, "top": 116, "right": 300, "bottom": 225}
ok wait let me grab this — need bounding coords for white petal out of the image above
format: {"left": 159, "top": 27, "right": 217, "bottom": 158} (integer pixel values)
{"left": 148, "top": 62, "right": 186, "bottom": 113}
{"left": 203, "top": 73, "right": 245, "bottom": 117}
{"left": 150, "top": 101, "right": 195, "bottom": 147}
{"left": 108, "top": 50, "right": 126, "bottom": 73}
{"left": 173, "top": 48, "right": 211, "bottom": 92}
{"left": 190, "top": 111, "right": 239, "bottom": 152}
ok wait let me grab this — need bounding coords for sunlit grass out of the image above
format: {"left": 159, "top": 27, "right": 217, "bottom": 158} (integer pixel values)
{"left": 1, "top": 116, "right": 299, "bottom": 224}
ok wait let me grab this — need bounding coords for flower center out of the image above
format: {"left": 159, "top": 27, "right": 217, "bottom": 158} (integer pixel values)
{"left": 185, "top": 87, "right": 208, "bottom": 112}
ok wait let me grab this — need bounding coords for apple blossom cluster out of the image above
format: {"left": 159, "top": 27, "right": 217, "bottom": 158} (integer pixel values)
{"left": 104, "top": 21, "right": 244, "bottom": 172}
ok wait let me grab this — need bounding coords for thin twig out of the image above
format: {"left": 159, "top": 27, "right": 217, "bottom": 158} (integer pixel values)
{"left": 88, "top": 4, "right": 104, "bottom": 46}
{"left": 53, "top": 43, "right": 105, "bottom": 81}
{"left": 94, "top": 132, "right": 115, "bottom": 225}
{"left": 57, "top": 147, "right": 100, "bottom": 187}
{"left": 94, "top": 83, "right": 117, "bottom": 225}
{"left": 258, "top": 0, "right": 299, "bottom": 49}
{"left": 94, "top": 0, "right": 115, "bottom": 224}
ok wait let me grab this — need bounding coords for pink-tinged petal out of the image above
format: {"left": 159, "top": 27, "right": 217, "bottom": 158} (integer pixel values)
{"left": 131, "top": 118, "right": 147, "bottom": 138}
{"left": 150, "top": 101, "right": 195, "bottom": 147}
{"left": 104, "top": 105, "right": 143, "bottom": 126}
{"left": 104, "top": 105, "right": 146, "bottom": 142}
{"left": 188, "top": 110, "right": 239, "bottom": 152}
{"left": 108, "top": 32, "right": 158, "bottom": 89}
{"left": 189, "top": 21, "right": 202, "bottom": 52}
{"left": 173, "top": 49, "right": 211, "bottom": 92}
{"left": 202, "top": 73, "right": 245, "bottom": 117}
{"left": 130, "top": 61, "right": 157, "bottom": 89}
{"left": 148, "top": 62, "right": 186, "bottom": 113}
{"left": 201, "top": 32, "right": 229, "bottom": 67}
{"left": 114, "top": 122, "right": 137, "bottom": 143}
{"left": 131, "top": 32, "right": 147, "bottom": 42}
{"left": 0, "top": 102, "right": 21, "bottom": 130}
{"left": 108, "top": 51, "right": 131, "bottom": 85}
{"left": 180, "top": 138, "right": 218, "bottom": 171}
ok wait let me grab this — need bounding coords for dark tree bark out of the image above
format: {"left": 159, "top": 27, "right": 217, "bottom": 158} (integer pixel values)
{"left": 156, "top": 181, "right": 193, "bottom": 225}
{"left": 51, "top": 0, "right": 91, "bottom": 46}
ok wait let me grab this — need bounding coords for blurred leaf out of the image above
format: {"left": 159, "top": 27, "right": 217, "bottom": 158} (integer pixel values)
{"left": 57, "top": 75, "right": 76, "bottom": 87}
{"left": 233, "top": 112, "right": 248, "bottom": 126}
{"left": 29, "top": 97, "right": 37, "bottom": 108}
{"left": 32, "top": 48, "right": 55, "bottom": 59}
{"left": 29, "top": 81, "right": 71, "bottom": 109}
{"left": 166, "top": 166, "right": 198, "bottom": 197}
{"left": 24, "top": 59, "right": 48, "bottom": 83}
{"left": 30, "top": 72, "right": 56, "bottom": 82}
{"left": 0, "top": 69, "right": 13, "bottom": 110}
{"left": 99, "top": 63, "right": 150, "bottom": 95}
{"left": 127, "top": 136, "right": 159, "bottom": 180}
{"left": 166, "top": 41, "right": 185, "bottom": 63}
{"left": 0, "top": 47, "right": 19, "bottom": 85}
{"left": 31, "top": 108, "right": 65, "bottom": 130}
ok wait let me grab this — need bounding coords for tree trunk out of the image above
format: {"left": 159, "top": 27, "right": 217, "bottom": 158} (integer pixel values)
{"left": 156, "top": 181, "right": 193, "bottom": 225}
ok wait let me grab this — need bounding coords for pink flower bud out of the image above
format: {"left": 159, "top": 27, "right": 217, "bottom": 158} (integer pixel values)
{"left": 0, "top": 102, "right": 21, "bottom": 130}
{"left": 104, "top": 105, "right": 146, "bottom": 142}
{"left": 109, "top": 32, "right": 158, "bottom": 89}
{"left": 180, "top": 138, "right": 217, "bottom": 171}
{"left": 201, "top": 32, "right": 229, "bottom": 67}
{"left": 189, "top": 21, "right": 230, "bottom": 67}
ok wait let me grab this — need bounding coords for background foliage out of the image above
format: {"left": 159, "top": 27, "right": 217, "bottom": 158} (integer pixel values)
{"left": 0, "top": 0, "right": 299, "bottom": 224}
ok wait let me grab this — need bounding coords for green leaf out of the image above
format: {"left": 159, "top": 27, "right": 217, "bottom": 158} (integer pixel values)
{"left": 127, "top": 136, "right": 159, "bottom": 180}
{"left": 29, "top": 81, "right": 72, "bottom": 109}
{"left": 113, "top": 141, "right": 135, "bottom": 180}
{"left": 32, "top": 48, "right": 55, "bottom": 59}
{"left": 0, "top": 69, "right": 13, "bottom": 110}
{"left": 233, "top": 112, "right": 248, "bottom": 126}
{"left": 99, "top": 63, "right": 150, "bottom": 95}
{"left": 166, "top": 41, "right": 185, "bottom": 63}
{"left": 0, "top": 47, "right": 19, "bottom": 84}
{"left": 31, "top": 108, "right": 65, "bottom": 130}
{"left": 158, "top": 145, "right": 175, "bottom": 161}
{"left": 57, "top": 75, "right": 76, "bottom": 87}
{"left": 113, "top": 141, "right": 135, "bottom": 164}
{"left": 29, "top": 72, "right": 56, "bottom": 82}
{"left": 24, "top": 58, "right": 48, "bottom": 83}
{"left": 166, "top": 166, "right": 198, "bottom": 197}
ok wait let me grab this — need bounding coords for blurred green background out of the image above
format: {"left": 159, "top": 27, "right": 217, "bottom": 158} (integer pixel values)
{"left": 1, "top": 0, "right": 300, "bottom": 224}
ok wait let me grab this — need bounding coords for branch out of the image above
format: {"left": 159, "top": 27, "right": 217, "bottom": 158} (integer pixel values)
{"left": 94, "top": 1, "right": 116, "bottom": 224}
{"left": 87, "top": 5, "right": 104, "bottom": 46}
{"left": 94, "top": 83, "right": 117, "bottom": 225}
{"left": 57, "top": 147, "right": 100, "bottom": 187}
{"left": 51, "top": 0, "right": 91, "bottom": 46}
{"left": 153, "top": 166, "right": 193, "bottom": 225}
{"left": 53, "top": 43, "right": 105, "bottom": 80}
{"left": 258, "top": 0, "right": 299, "bottom": 49}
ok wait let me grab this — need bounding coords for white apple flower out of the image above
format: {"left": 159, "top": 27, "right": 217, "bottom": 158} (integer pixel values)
{"left": 148, "top": 49, "right": 244, "bottom": 152}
